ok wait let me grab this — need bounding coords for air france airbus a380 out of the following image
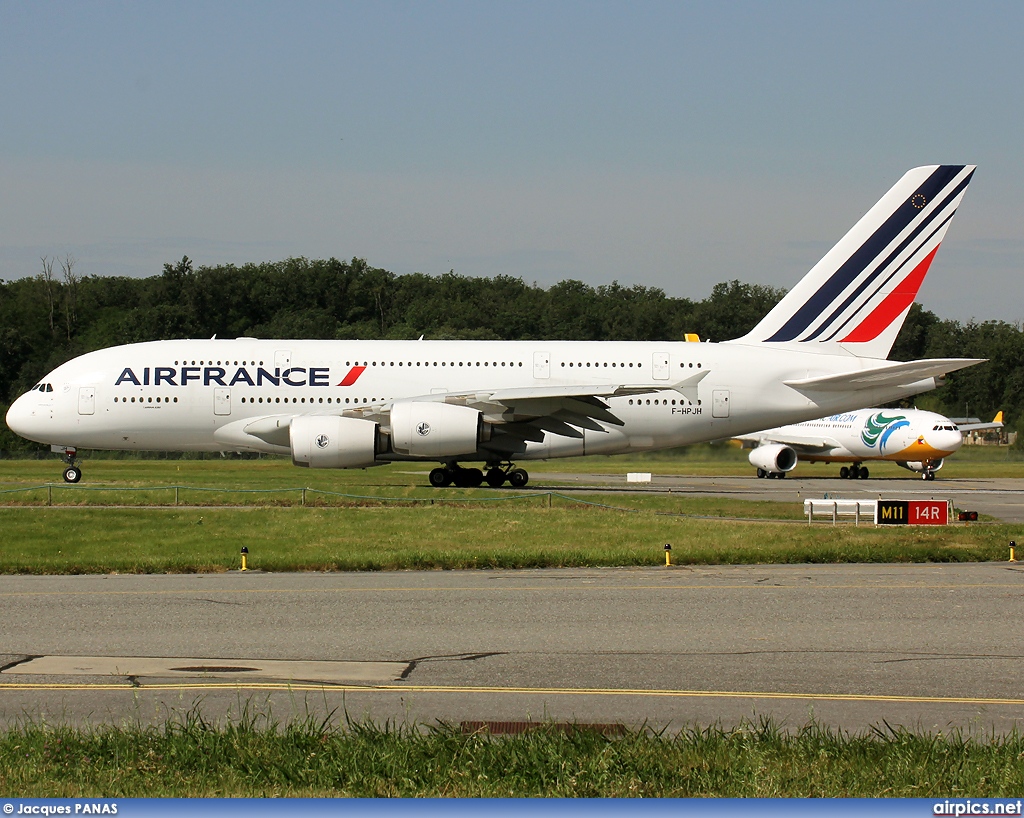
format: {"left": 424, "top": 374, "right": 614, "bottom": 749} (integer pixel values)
{"left": 6, "top": 165, "right": 985, "bottom": 488}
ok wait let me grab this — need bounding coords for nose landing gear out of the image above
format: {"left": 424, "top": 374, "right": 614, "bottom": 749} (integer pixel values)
{"left": 60, "top": 447, "right": 82, "bottom": 483}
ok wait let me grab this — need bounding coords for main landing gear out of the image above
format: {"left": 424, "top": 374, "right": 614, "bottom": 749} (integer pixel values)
{"left": 428, "top": 462, "right": 530, "bottom": 488}
{"left": 755, "top": 469, "right": 786, "bottom": 479}
{"left": 922, "top": 470, "right": 937, "bottom": 481}
{"left": 839, "top": 464, "right": 869, "bottom": 480}
{"left": 60, "top": 447, "right": 82, "bottom": 483}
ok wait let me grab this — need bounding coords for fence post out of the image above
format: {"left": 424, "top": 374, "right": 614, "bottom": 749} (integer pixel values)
{"left": 175, "top": 486, "right": 179, "bottom": 506}
{"left": 48, "top": 484, "right": 52, "bottom": 507}
{"left": 302, "top": 487, "right": 306, "bottom": 506}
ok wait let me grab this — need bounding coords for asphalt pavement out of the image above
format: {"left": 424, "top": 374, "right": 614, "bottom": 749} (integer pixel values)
{"left": 2, "top": 563, "right": 1023, "bottom": 734}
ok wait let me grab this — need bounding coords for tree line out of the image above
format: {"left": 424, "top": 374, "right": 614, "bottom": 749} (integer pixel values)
{"left": 1, "top": 255, "right": 1020, "bottom": 452}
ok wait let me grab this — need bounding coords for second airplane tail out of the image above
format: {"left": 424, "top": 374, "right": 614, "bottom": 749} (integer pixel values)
{"left": 732, "top": 165, "right": 975, "bottom": 359}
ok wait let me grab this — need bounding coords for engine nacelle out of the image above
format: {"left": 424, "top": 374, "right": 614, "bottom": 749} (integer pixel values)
{"left": 390, "top": 401, "right": 483, "bottom": 458}
{"left": 898, "top": 459, "right": 944, "bottom": 474}
{"left": 748, "top": 443, "right": 798, "bottom": 474}
{"left": 290, "top": 415, "right": 379, "bottom": 469}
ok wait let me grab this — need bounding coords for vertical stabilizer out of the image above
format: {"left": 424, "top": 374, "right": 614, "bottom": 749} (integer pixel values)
{"left": 732, "top": 165, "right": 975, "bottom": 358}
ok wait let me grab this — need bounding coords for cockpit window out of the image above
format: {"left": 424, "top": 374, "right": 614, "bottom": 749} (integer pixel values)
{"left": 45, "top": 383, "right": 53, "bottom": 392}
{"left": 29, "top": 383, "right": 53, "bottom": 393}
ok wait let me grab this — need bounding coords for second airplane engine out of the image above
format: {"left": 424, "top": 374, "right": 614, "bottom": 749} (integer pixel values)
{"left": 390, "top": 402, "right": 484, "bottom": 458}
{"left": 748, "top": 443, "right": 798, "bottom": 473}
{"left": 898, "top": 459, "right": 944, "bottom": 474}
{"left": 289, "top": 415, "right": 379, "bottom": 468}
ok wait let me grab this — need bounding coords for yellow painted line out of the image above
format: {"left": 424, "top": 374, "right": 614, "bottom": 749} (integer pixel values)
{"left": 1, "top": 581, "right": 1020, "bottom": 599}
{"left": 1, "top": 681, "right": 1022, "bottom": 707}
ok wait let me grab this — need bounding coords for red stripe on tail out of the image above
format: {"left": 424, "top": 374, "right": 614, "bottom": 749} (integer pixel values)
{"left": 839, "top": 246, "right": 939, "bottom": 344}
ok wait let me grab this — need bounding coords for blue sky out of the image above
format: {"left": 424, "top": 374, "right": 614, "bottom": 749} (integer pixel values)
{"left": 1, "top": 1, "right": 1021, "bottom": 323}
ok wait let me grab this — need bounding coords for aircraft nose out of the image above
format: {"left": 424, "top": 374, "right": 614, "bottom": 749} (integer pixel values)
{"left": 940, "top": 428, "right": 964, "bottom": 453}
{"left": 4, "top": 393, "right": 52, "bottom": 444}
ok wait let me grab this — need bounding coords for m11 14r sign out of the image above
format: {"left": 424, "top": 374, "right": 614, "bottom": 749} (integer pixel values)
{"left": 876, "top": 500, "right": 949, "bottom": 525}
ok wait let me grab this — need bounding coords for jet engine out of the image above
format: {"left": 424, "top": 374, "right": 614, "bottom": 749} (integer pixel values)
{"left": 749, "top": 443, "right": 798, "bottom": 474}
{"left": 290, "top": 415, "right": 379, "bottom": 468}
{"left": 390, "top": 402, "right": 485, "bottom": 458}
{"left": 898, "top": 459, "right": 944, "bottom": 474}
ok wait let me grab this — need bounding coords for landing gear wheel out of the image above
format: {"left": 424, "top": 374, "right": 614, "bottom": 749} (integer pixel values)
{"left": 508, "top": 468, "right": 529, "bottom": 488}
{"left": 756, "top": 468, "right": 766, "bottom": 479}
{"left": 839, "top": 466, "right": 850, "bottom": 479}
{"left": 858, "top": 467, "right": 869, "bottom": 479}
{"left": 63, "top": 466, "right": 81, "bottom": 484}
{"left": 925, "top": 471, "right": 936, "bottom": 481}
{"left": 776, "top": 471, "right": 786, "bottom": 479}
{"left": 485, "top": 468, "right": 507, "bottom": 487}
{"left": 428, "top": 467, "right": 452, "bottom": 488}
{"left": 451, "top": 467, "right": 484, "bottom": 488}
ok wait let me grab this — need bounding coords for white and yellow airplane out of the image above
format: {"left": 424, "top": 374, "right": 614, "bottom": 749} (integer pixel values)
{"left": 738, "top": 408, "right": 1003, "bottom": 481}
{"left": 6, "top": 165, "right": 985, "bottom": 487}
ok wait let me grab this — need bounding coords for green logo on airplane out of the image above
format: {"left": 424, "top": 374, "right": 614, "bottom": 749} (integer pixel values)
{"left": 861, "top": 412, "right": 909, "bottom": 452}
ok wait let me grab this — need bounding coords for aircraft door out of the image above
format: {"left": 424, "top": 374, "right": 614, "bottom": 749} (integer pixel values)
{"left": 534, "top": 351, "right": 550, "bottom": 379}
{"left": 214, "top": 387, "right": 231, "bottom": 416}
{"left": 712, "top": 389, "right": 730, "bottom": 418}
{"left": 78, "top": 387, "right": 95, "bottom": 415}
{"left": 652, "top": 353, "right": 670, "bottom": 380}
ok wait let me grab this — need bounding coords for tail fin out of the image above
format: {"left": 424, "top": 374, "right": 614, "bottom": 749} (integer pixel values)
{"left": 733, "top": 165, "right": 975, "bottom": 359}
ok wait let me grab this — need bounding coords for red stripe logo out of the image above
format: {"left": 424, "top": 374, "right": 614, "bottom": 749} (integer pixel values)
{"left": 840, "top": 246, "right": 939, "bottom": 344}
{"left": 337, "top": 365, "right": 366, "bottom": 387}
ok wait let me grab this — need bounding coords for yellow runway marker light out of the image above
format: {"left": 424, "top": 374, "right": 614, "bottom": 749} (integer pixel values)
{"left": 240, "top": 546, "right": 248, "bottom": 572}
{"left": 664, "top": 543, "right": 672, "bottom": 566}
{"left": 1010, "top": 541, "right": 1017, "bottom": 563}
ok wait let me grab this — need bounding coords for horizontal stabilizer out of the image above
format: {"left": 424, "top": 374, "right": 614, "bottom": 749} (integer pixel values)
{"left": 783, "top": 358, "right": 985, "bottom": 393}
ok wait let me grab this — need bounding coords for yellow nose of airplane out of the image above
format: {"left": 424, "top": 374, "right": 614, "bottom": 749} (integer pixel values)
{"left": 912, "top": 428, "right": 962, "bottom": 459}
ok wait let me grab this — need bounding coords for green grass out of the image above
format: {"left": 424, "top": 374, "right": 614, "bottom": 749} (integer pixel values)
{"left": 0, "top": 504, "right": 1011, "bottom": 574}
{"left": 0, "top": 453, "right": 1016, "bottom": 573}
{"left": 1, "top": 714, "right": 1022, "bottom": 797}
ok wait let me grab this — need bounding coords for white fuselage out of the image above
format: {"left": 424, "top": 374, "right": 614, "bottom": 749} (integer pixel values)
{"left": 749, "top": 408, "right": 963, "bottom": 464}
{"left": 7, "top": 338, "right": 942, "bottom": 463}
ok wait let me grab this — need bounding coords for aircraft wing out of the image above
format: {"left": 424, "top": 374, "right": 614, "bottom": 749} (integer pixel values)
{"left": 734, "top": 431, "right": 842, "bottom": 453}
{"left": 955, "top": 411, "right": 1004, "bottom": 432}
{"left": 221, "top": 376, "right": 700, "bottom": 455}
{"left": 783, "top": 358, "right": 985, "bottom": 393}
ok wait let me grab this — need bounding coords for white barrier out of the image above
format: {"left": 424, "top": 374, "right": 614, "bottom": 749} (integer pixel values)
{"left": 626, "top": 473, "right": 652, "bottom": 483}
{"left": 803, "top": 498, "right": 878, "bottom": 525}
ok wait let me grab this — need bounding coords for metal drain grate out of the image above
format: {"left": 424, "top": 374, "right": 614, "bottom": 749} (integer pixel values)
{"left": 460, "top": 721, "right": 627, "bottom": 737}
